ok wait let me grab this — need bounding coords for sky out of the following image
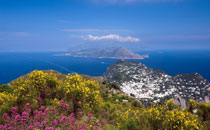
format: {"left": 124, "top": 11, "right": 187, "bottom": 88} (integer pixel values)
{"left": 0, "top": 0, "right": 210, "bottom": 52}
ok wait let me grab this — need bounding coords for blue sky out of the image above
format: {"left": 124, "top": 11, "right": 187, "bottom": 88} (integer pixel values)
{"left": 0, "top": 0, "right": 210, "bottom": 52}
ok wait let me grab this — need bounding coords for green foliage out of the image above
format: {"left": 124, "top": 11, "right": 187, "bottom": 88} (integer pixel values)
{"left": 165, "top": 99, "right": 178, "bottom": 110}
{"left": 62, "top": 73, "right": 102, "bottom": 113}
{"left": 0, "top": 70, "right": 102, "bottom": 115}
{"left": 10, "top": 70, "right": 61, "bottom": 110}
{"left": 98, "top": 83, "right": 109, "bottom": 101}
{"left": 0, "top": 92, "right": 17, "bottom": 114}
{"left": 140, "top": 102, "right": 201, "bottom": 130}
{"left": 109, "top": 94, "right": 133, "bottom": 102}
{"left": 131, "top": 100, "right": 142, "bottom": 108}
{"left": 125, "top": 118, "right": 139, "bottom": 130}
{"left": 1, "top": 70, "right": 210, "bottom": 129}
{"left": 187, "top": 99, "right": 197, "bottom": 113}
{"left": 0, "top": 84, "right": 13, "bottom": 93}
{"left": 109, "top": 83, "right": 121, "bottom": 90}
{"left": 196, "top": 102, "right": 210, "bottom": 121}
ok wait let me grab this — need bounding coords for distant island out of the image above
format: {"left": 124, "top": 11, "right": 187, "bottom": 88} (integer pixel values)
{"left": 55, "top": 47, "right": 149, "bottom": 59}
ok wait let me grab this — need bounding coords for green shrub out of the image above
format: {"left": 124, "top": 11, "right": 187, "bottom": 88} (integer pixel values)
{"left": 0, "top": 84, "right": 13, "bottom": 93}
{"left": 126, "top": 118, "right": 139, "bottom": 130}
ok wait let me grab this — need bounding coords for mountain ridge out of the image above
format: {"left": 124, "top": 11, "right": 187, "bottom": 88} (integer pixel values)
{"left": 56, "top": 47, "right": 149, "bottom": 59}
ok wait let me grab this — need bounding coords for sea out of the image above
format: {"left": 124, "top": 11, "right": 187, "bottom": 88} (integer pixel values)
{"left": 0, "top": 50, "right": 210, "bottom": 84}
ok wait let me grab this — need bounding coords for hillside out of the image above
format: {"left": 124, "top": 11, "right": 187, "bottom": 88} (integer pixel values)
{"left": 104, "top": 60, "right": 210, "bottom": 107}
{"left": 0, "top": 70, "right": 210, "bottom": 130}
{"left": 60, "top": 47, "right": 149, "bottom": 59}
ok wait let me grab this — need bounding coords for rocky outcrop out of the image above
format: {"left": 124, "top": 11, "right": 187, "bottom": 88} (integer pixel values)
{"left": 173, "top": 94, "right": 187, "bottom": 108}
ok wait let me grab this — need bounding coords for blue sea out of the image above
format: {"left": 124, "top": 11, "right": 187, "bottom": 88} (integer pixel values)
{"left": 0, "top": 50, "right": 210, "bottom": 84}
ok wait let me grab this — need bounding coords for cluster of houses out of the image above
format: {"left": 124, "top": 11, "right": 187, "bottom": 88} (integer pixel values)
{"left": 104, "top": 60, "right": 210, "bottom": 106}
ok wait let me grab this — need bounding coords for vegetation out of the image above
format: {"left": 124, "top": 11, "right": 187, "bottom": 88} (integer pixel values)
{"left": 0, "top": 70, "right": 210, "bottom": 130}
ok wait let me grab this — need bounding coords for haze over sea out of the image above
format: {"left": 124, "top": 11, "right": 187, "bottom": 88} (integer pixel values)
{"left": 0, "top": 50, "right": 210, "bottom": 84}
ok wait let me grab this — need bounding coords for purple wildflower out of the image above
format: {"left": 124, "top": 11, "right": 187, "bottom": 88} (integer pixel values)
{"left": 63, "top": 104, "right": 68, "bottom": 110}
{"left": 43, "top": 109, "right": 49, "bottom": 116}
{"left": 37, "top": 97, "right": 42, "bottom": 102}
{"left": 100, "top": 120, "right": 105, "bottom": 125}
{"left": 35, "top": 122, "right": 41, "bottom": 127}
{"left": 52, "top": 119, "right": 58, "bottom": 126}
{"left": 15, "top": 114, "right": 21, "bottom": 122}
{"left": 25, "top": 104, "right": 31, "bottom": 113}
{"left": 11, "top": 107, "right": 18, "bottom": 113}
{"left": 21, "top": 111, "right": 28, "bottom": 124}
{"left": 88, "top": 113, "right": 92, "bottom": 118}
{"left": 28, "top": 125, "right": 34, "bottom": 129}
{"left": 2, "top": 113, "right": 8, "bottom": 119}
{"left": 70, "top": 125, "right": 74, "bottom": 129}
{"left": 59, "top": 99, "right": 64, "bottom": 104}
{"left": 45, "top": 127, "right": 54, "bottom": 130}
{"left": 70, "top": 113, "right": 74, "bottom": 118}
{"left": 33, "top": 110, "right": 39, "bottom": 115}
{"left": 77, "top": 112, "right": 83, "bottom": 117}
{"left": 71, "top": 117, "right": 75, "bottom": 122}
{"left": 22, "top": 111, "right": 27, "bottom": 116}
{"left": 41, "top": 121, "right": 47, "bottom": 126}
{"left": 94, "top": 126, "right": 99, "bottom": 130}
{"left": 83, "top": 122, "right": 87, "bottom": 128}
{"left": 40, "top": 106, "right": 45, "bottom": 111}
{"left": 51, "top": 107, "right": 55, "bottom": 112}
{"left": 7, "top": 125, "right": 13, "bottom": 130}
{"left": 44, "top": 109, "right": 49, "bottom": 113}
{"left": 38, "top": 111, "right": 42, "bottom": 118}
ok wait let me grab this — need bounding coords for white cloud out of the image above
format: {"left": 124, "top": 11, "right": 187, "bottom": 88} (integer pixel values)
{"left": 83, "top": 34, "right": 140, "bottom": 42}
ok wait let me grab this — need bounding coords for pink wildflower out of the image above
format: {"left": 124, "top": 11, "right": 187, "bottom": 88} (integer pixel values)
{"left": 88, "top": 113, "right": 92, "bottom": 118}
{"left": 100, "top": 120, "right": 105, "bottom": 125}
{"left": 35, "top": 122, "right": 41, "bottom": 127}
{"left": 71, "top": 117, "right": 75, "bottom": 122}
{"left": 70, "top": 112, "right": 74, "bottom": 117}
{"left": 40, "top": 106, "right": 45, "bottom": 111}
{"left": 51, "top": 107, "right": 55, "bottom": 112}
{"left": 28, "top": 125, "right": 34, "bottom": 129}
{"left": 63, "top": 104, "right": 68, "bottom": 110}
{"left": 45, "top": 127, "right": 54, "bottom": 130}
{"left": 59, "top": 99, "right": 64, "bottom": 104}
{"left": 52, "top": 119, "right": 58, "bottom": 126}
{"left": 41, "top": 121, "right": 47, "bottom": 126}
